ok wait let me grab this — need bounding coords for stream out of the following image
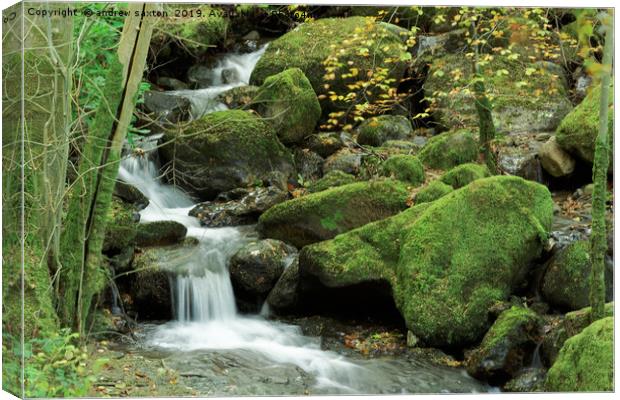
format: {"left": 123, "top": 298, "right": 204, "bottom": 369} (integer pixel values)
{"left": 115, "top": 45, "right": 494, "bottom": 395}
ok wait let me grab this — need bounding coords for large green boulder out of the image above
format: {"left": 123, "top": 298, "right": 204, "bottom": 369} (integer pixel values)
{"left": 357, "top": 115, "right": 413, "bottom": 146}
{"left": 418, "top": 129, "right": 478, "bottom": 170}
{"left": 252, "top": 68, "right": 321, "bottom": 144}
{"left": 424, "top": 54, "right": 572, "bottom": 134}
{"left": 160, "top": 110, "right": 294, "bottom": 199}
{"left": 250, "top": 17, "right": 408, "bottom": 116}
{"left": 300, "top": 176, "right": 553, "bottom": 347}
{"left": 466, "top": 306, "right": 543, "bottom": 383}
{"left": 545, "top": 317, "right": 613, "bottom": 392}
{"left": 380, "top": 155, "right": 425, "bottom": 186}
{"left": 258, "top": 179, "right": 410, "bottom": 248}
{"left": 440, "top": 163, "right": 491, "bottom": 189}
{"left": 556, "top": 85, "right": 614, "bottom": 168}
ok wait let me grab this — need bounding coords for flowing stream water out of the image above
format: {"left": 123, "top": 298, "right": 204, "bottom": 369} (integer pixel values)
{"left": 115, "top": 46, "right": 491, "bottom": 395}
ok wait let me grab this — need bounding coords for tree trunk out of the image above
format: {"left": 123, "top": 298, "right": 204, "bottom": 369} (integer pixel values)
{"left": 589, "top": 14, "right": 613, "bottom": 322}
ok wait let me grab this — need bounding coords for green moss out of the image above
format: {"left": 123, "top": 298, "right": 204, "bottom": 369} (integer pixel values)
{"left": 160, "top": 109, "right": 294, "bottom": 199}
{"left": 357, "top": 115, "right": 413, "bottom": 146}
{"left": 300, "top": 176, "right": 554, "bottom": 347}
{"left": 155, "top": 5, "right": 228, "bottom": 53}
{"left": 415, "top": 180, "right": 454, "bottom": 204}
{"left": 307, "top": 170, "right": 357, "bottom": 193}
{"left": 556, "top": 84, "right": 614, "bottom": 166}
{"left": 380, "top": 155, "right": 425, "bottom": 186}
{"left": 103, "top": 198, "right": 137, "bottom": 253}
{"left": 136, "top": 221, "right": 187, "bottom": 247}
{"left": 482, "top": 306, "right": 542, "bottom": 351}
{"left": 440, "top": 163, "right": 491, "bottom": 189}
{"left": 253, "top": 68, "right": 321, "bottom": 144}
{"left": 250, "top": 17, "right": 407, "bottom": 116}
{"left": 545, "top": 317, "right": 613, "bottom": 392}
{"left": 258, "top": 179, "right": 410, "bottom": 248}
{"left": 425, "top": 53, "right": 572, "bottom": 133}
{"left": 418, "top": 129, "right": 478, "bottom": 170}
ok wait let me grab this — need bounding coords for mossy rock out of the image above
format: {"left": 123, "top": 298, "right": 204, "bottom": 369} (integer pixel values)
{"left": 440, "top": 163, "right": 491, "bottom": 189}
{"left": 300, "top": 176, "right": 553, "bottom": 346}
{"left": 380, "top": 155, "right": 425, "bottom": 186}
{"left": 424, "top": 53, "right": 572, "bottom": 133}
{"left": 250, "top": 17, "right": 408, "bottom": 116}
{"left": 357, "top": 115, "right": 413, "bottom": 147}
{"left": 541, "top": 302, "right": 614, "bottom": 367}
{"left": 545, "top": 317, "right": 613, "bottom": 392}
{"left": 306, "top": 132, "right": 344, "bottom": 158}
{"left": 556, "top": 84, "right": 614, "bottom": 169}
{"left": 466, "top": 306, "right": 543, "bottom": 383}
{"left": 103, "top": 198, "right": 138, "bottom": 253}
{"left": 136, "top": 221, "right": 187, "bottom": 247}
{"left": 258, "top": 179, "right": 410, "bottom": 248}
{"left": 307, "top": 170, "right": 357, "bottom": 193}
{"left": 541, "top": 240, "right": 613, "bottom": 311}
{"left": 418, "top": 129, "right": 478, "bottom": 170}
{"left": 160, "top": 110, "right": 294, "bottom": 199}
{"left": 216, "top": 85, "right": 259, "bottom": 109}
{"left": 252, "top": 68, "right": 321, "bottom": 144}
{"left": 415, "top": 180, "right": 454, "bottom": 204}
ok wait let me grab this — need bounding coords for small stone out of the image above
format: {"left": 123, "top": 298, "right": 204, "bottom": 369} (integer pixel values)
{"left": 406, "top": 330, "right": 419, "bottom": 347}
{"left": 539, "top": 136, "right": 576, "bottom": 177}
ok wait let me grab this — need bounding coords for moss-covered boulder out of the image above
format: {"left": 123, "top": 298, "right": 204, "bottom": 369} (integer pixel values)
{"left": 425, "top": 54, "right": 572, "bottom": 133}
{"left": 250, "top": 17, "right": 408, "bottom": 116}
{"left": 357, "top": 115, "right": 413, "bottom": 146}
{"left": 307, "top": 170, "right": 356, "bottom": 193}
{"left": 380, "top": 155, "right": 425, "bottom": 186}
{"left": 252, "top": 68, "right": 321, "bottom": 144}
{"left": 556, "top": 85, "right": 614, "bottom": 169}
{"left": 541, "top": 240, "right": 613, "bottom": 311}
{"left": 418, "top": 129, "right": 478, "bottom": 170}
{"left": 258, "top": 179, "right": 410, "bottom": 248}
{"left": 136, "top": 221, "right": 187, "bottom": 247}
{"left": 544, "top": 317, "right": 613, "bottom": 392}
{"left": 415, "top": 180, "right": 454, "bottom": 204}
{"left": 103, "top": 198, "right": 138, "bottom": 254}
{"left": 300, "top": 176, "right": 553, "bottom": 347}
{"left": 323, "top": 149, "right": 362, "bottom": 175}
{"left": 466, "top": 306, "right": 543, "bottom": 383}
{"left": 440, "top": 163, "right": 491, "bottom": 189}
{"left": 160, "top": 110, "right": 294, "bottom": 199}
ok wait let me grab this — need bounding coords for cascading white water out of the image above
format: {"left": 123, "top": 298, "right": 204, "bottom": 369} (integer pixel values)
{"left": 167, "top": 44, "right": 267, "bottom": 119}
{"left": 116, "top": 46, "right": 364, "bottom": 391}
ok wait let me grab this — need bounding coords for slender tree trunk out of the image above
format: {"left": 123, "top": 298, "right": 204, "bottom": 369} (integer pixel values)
{"left": 471, "top": 23, "right": 498, "bottom": 174}
{"left": 589, "top": 13, "right": 613, "bottom": 322}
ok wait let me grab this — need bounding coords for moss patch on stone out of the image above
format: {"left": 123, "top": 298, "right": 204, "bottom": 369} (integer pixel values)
{"left": 556, "top": 84, "right": 614, "bottom": 167}
{"left": 103, "top": 198, "right": 137, "bottom": 253}
{"left": 418, "top": 129, "right": 478, "bottom": 170}
{"left": 545, "top": 317, "right": 613, "bottom": 392}
{"left": 415, "top": 180, "right": 454, "bottom": 204}
{"left": 258, "top": 179, "right": 410, "bottom": 248}
{"left": 253, "top": 68, "right": 321, "bottom": 144}
{"left": 380, "top": 155, "right": 425, "bottom": 186}
{"left": 440, "top": 163, "right": 491, "bottom": 189}
{"left": 357, "top": 115, "right": 413, "bottom": 146}
{"left": 307, "top": 170, "right": 357, "bottom": 193}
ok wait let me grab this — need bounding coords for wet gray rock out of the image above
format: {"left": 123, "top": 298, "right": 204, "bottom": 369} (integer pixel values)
{"left": 498, "top": 133, "right": 544, "bottom": 183}
{"left": 189, "top": 186, "right": 289, "bottom": 227}
{"left": 230, "top": 239, "right": 298, "bottom": 304}
{"left": 136, "top": 221, "right": 187, "bottom": 247}
{"left": 143, "top": 91, "right": 191, "bottom": 124}
{"left": 323, "top": 149, "right": 363, "bottom": 175}
{"left": 504, "top": 368, "right": 546, "bottom": 392}
{"left": 156, "top": 76, "right": 189, "bottom": 91}
{"left": 187, "top": 64, "right": 213, "bottom": 88}
{"left": 266, "top": 255, "right": 300, "bottom": 311}
{"left": 221, "top": 68, "right": 239, "bottom": 84}
{"left": 114, "top": 181, "right": 149, "bottom": 210}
